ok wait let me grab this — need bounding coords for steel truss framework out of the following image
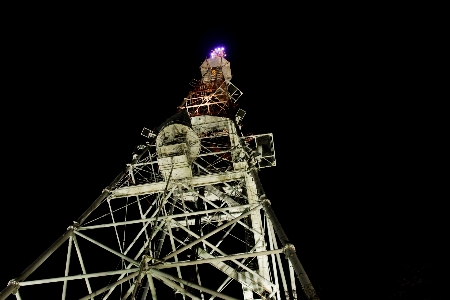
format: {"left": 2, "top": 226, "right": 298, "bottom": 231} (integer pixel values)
{"left": 1, "top": 55, "right": 319, "bottom": 300}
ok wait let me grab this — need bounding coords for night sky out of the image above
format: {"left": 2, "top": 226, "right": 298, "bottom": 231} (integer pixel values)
{"left": 1, "top": 3, "right": 443, "bottom": 299}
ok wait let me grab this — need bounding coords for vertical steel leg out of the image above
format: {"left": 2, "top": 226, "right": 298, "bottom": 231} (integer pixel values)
{"left": 130, "top": 168, "right": 150, "bottom": 244}
{"left": 61, "top": 236, "right": 73, "bottom": 300}
{"left": 108, "top": 199, "right": 124, "bottom": 254}
{"left": 167, "top": 221, "right": 186, "bottom": 300}
{"left": 289, "top": 260, "right": 298, "bottom": 300}
{"left": 179, "top": 184, "right": 190, "bottom": 231}
{"left": 126, "top": 270, "right": 156, "bottom": 300}
{"left": 267, "top": 221, "right": 281, "bottom": 300}
{"left": 136, "top": 195, "right": 150, "bottom": 242}
{"left": 121, "top": 282, "right": 137, "bottom": 300}
{"left": 140, "top": 281, "right": 150, "bottom": 300}
{"left": 122, "top": 197, "right": 129, "bottom": 254}
{"left": 195, "top": 264, "right": 205, "bottom": 300}
{"left": 268, "top": 221, "right": 290, "bottom": 300}
{"left": 146, "top": 274, "right": 157, "bottom": 300}
{"left": 261, "top": 197, "right": 319, "bottom": 300}
{"left": 72, "top": 235, "right": 93, "bottom": 294}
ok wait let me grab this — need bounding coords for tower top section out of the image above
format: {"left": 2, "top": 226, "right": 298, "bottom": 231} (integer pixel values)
{"left": 200, "top": 47, "right": 231, "bottom": 83}
{"left": 200, "top": 56, "right": 231, "bottom": 83}
{"left": 178, "top": 47, "right": 242, "bottom": 118}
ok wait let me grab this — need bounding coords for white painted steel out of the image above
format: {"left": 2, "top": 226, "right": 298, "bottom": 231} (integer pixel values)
{"left": 79, "top": 272, "right": 139, "bottom": 300}
{"left": 208, "top": 276, "right": 232, "bottom": 300}
{"left": 154, "top": 249, "right": 282, "bottom": 269}
{"left": 268, "top": 221, "right": 282, "bottom": 300}
{"left": 131, "top": 170, "right": 151, "bottom": 245}
{"left": 79, "top": 204, "right": 255, "bottom": 230}
{"left": 20, "top": 269, "right": 140, "bottom": 286}
{"left": 200, "top": 57, "right": 232, "bottom": 82}
{"left": 181, "top": 184, "right": 262, "bottom": 237}
{"left": 146, "top": 274, "right": 157, "bottom": 300}
{"left": 149, "top": 269, "right": 238, "bottom": 300}
{"left": 171, "top": 220, "right": 277, "bottom": 291}
{"left": 163, "top": 205, "right": 262, "bottom": 261}
{"left": 72, "top": 234, "right": 93, "bottom": 294}
{"left": 167, "top": 221, "right": 185, "bottom": 292}
{"left": 61, "top": 236, "right": 72, "bottom": 300}
{"left": 14, "top": 291, "right": 21, "bottom": 300}
{"left": 269, "top": 221, "right": 291, "bottom": 300}
{"left": 108, "top": 199, "right": 124, "bottom": 253}
{"left": 152, "top": 273, "right": 201, "bottom": 300}
{"left": 101, "top": 231, "right": 164, "bottom": 300}
{"left": 111, "top": 171, "right": 245, "bottom": 198}
{"left": 74, "top": 231, "right": 139, "bottom": 266}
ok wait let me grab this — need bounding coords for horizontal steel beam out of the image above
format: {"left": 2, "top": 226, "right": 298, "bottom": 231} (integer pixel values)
{"left": 20, "top": 268, "right": 140, "bottom": 286}
{"left": 164, "top": 213, "right": 242, "bottom": 228}
{"left": 197, "top": 150, "right": 231, "bottom": 157}
{"left": 111, "top": 171, "right": 245, "bottom": 198}
{"left": 79, "top": 204, "right": 256, "bottom": 230}
{"left": 130, "top": 161, "right": 158, "bottom": 167}
{"left": 152, "top": 249, "right": 282, "bottom": 269}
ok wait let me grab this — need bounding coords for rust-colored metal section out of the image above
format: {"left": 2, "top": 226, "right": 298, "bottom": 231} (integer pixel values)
{"left": 178, "top": 67, "right": 237, "bottom": 118}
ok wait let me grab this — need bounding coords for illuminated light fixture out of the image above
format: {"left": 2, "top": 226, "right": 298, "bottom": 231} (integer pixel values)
{"left": 210, "top": 47, "right": 226, "bottom": 59}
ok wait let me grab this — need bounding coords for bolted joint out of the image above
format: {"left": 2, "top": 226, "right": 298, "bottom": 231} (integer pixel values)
{"left": 68, "top": 221, "right": 80, "bottom": 231}
{"left": 282, "top": 243, "right": 296, "bottom": 258}
{"left": 260, "top": 198, "right": 270, "bottom": 206}
{"left": 7, "top": 279, "right": 20, "bottom": 295}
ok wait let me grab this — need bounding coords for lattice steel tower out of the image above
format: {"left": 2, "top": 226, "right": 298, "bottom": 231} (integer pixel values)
{"left": 1, "top": 48, "right": 319, "bottom": 300}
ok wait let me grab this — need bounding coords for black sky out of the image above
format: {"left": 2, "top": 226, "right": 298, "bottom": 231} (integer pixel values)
{"left": 1, "top": 3, "right": 443, "bottom": 299}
